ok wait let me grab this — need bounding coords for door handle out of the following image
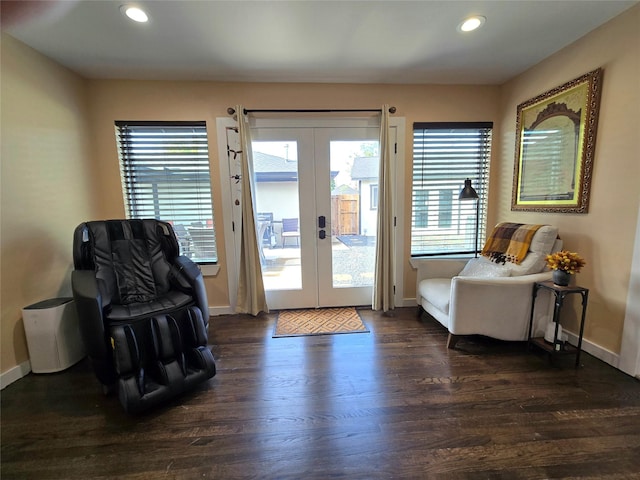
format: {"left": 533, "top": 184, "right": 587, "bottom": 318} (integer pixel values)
{"left": 318, "top": 216, "right": 326, "bottom": 228}
{"left": 319, "top": 229, "right": 326, "bottom": 239}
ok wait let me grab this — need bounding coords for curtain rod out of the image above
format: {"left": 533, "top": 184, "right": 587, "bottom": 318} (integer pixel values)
{"left": 227, "top": 107, "right": 396, "bottom": 115}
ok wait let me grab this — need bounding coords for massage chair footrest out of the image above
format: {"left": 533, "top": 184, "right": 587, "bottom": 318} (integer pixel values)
{"left": 109, "top": 306, "right": 216, "bottom": 413}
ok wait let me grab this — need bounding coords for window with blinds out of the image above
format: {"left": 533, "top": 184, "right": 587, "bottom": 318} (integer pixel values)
{"left": 411, "top": 122, "right": 492, "bottom": 257}
{"left": 115, "top": 121, "right": 217, "bottom": 263}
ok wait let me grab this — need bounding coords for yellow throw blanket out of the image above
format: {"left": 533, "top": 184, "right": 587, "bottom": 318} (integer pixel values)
{"left": 481, "top": 222, "right": 543, "bottom": 265}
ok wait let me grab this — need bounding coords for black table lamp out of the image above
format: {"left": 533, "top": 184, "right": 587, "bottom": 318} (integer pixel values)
{"left": 459, "top": 178, "right": 480, "bottom": 256}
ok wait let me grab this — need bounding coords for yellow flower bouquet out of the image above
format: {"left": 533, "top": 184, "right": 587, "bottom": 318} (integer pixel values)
{"left": 546, "top": 250, "right": 586, "bottom": 274}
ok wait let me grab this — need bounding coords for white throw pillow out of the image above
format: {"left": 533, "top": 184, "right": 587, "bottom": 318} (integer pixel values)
{"left": 458, "top": 257, "right": 512, "bottom": 278}
{"left": 528, "top": 225, "right": 559, "bottom": 254}
{"left": 509, "top": 253, "right": 546, "bottom": 276}
{"left": 509, "top": 225, "right": 559, "bottom": 276}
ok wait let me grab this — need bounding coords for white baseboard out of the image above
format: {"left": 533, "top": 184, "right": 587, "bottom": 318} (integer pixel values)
{"left": 0, "top": 361, "right": 31, "bottom": 390}
{"left": 564, "top": 329, "right": 620, "bottom": 368}
{"left": 400, "top": 297, "right": 418, "bottom": 308}
{"left": 209, "top": 305, "right": 234, "bottom": 317}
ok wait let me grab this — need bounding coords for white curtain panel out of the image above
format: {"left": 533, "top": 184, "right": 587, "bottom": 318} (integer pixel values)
{"left": 235, "top": 106, "right": 269, "bottom": 315}
{"left": 373, "top": 105, "right": 395, "bottom": 312}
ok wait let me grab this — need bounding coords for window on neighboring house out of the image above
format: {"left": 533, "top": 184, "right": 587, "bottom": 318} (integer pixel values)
{"left": 411, "top": 122, "right": 492, "bottom": 257}
{"left": 438, "top": 190, "right": 454, "bottom": 228}
{"left": 115, "top": 121, "right": 218, "bottom": 263}
{"left": 412, "top": 190, "right": 429, "bottom": 228}
{"left": 370, "top": 184, "right": 379, "bottom": 210}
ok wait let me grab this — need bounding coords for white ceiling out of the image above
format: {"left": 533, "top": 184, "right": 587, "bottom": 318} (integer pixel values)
{"left": 2, "top": 0, "right": 637, "bottom": 85}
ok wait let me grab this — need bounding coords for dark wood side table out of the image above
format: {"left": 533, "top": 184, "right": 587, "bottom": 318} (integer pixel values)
{"left": 528, "top": 280, "right": 589, "bottom": 367}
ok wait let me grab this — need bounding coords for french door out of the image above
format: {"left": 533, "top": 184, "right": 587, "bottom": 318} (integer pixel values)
{"left": 250, "top": 121, "right": 382, "bottom": 310}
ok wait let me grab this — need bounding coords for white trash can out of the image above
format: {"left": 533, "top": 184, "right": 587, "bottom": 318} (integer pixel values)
{"left": 22, "top": 298, "right": 85, "bottom": 373}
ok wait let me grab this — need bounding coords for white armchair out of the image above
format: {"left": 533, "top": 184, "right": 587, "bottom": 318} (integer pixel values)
{"left": 411, "top": 225, "right": 562, "bottom": 349}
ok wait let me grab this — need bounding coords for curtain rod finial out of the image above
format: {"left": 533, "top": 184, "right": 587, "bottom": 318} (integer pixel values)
{"left": 389, "top": 106, "right": 396, "bottom": 114}
{"left": 227, "top": 107, "right": 236, "bottom": 115}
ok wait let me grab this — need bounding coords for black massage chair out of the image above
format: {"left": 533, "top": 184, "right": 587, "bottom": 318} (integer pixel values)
{"left": 72, "top": 219, "right": 216, "bottom": 413}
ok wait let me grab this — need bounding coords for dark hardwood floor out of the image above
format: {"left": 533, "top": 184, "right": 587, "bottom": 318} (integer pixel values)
{"left": 2, "top": 307, "right": 640, "bottom": 479}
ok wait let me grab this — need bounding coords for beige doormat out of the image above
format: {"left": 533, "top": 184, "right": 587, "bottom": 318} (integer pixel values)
{"left": 273, "top": 307, "right": 369, "bottom": 337}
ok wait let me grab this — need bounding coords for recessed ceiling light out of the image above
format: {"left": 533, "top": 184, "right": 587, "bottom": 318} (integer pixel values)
{"left": 459, "top": 15, "right": 486, "bottom": 32}
{"left": 121, "top": 5, "right": 149, "bottom": 23}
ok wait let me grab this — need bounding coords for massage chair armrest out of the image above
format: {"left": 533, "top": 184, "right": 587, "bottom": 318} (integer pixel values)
{"left": 170, "top": 256, "right": 209, "bottom": 329}
{"left": 172, "top": 255, "right": 204, "bottom": 284}
{"left": 71, "top": 270, "right": 117, "bottom": 385}
{"left": 410, "top": 257, "right": 469, "bottom": 283}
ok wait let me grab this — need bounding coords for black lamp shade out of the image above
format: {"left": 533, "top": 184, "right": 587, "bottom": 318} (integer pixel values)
{"left": 459, "top": 178, "right": 478, "bottom": 200}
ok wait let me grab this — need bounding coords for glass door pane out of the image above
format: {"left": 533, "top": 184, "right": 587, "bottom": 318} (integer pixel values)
{"left": 315, "top": 128, "right": 380, "bottom": 307}
{"left": 329, "top": 141, "right": 378, "bottom": 289}
{"left": 252, "top": 141, "right": 302, "bottom": 291}
{"left": 249, "top": 127, "right": 317, "bottom": 310}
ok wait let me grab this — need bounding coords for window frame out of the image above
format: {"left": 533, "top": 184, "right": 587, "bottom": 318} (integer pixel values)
{"left": 410, "top": 122, "right": 492, "bottom": 258}
{"left": 370, "top": 184, "right": 379, "bottom": 210}
{"left": 115, "top": 120, "right": 218, "bottom": 264}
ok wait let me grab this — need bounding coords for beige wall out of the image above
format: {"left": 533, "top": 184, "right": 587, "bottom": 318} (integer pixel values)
{"left": 496, "top": 4, "right": 639, "bottom": 353}
{"left": 86, "top": 80, "right": 500, "bottom": 308}
{"left": 1, "top": 34, "right": 95, "bottom": 374}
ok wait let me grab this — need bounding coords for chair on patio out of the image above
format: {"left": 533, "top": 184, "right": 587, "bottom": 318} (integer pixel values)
{"left": 188, "top": 227, "right": 217, "bottom": 261}
{"left": 257, "top": 221, "right": 270, "bottom": 264}
{"left": 172, "top": 223, "right": 192, "bottom": 257}
{"left": 257, "top": 212, "right": 275, "bottom": 246}
{"left": 281, "top": 218, "right": 300, "bottom": 247}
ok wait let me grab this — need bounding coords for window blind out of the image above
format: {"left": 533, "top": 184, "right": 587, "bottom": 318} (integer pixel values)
{"left": 115, "top": 121, "right": 217, "bottom": 263}
{"left": 411, "top": 122, "right": 492, "bottom": 257}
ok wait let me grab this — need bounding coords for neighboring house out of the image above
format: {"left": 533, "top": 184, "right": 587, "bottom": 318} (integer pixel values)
{"left": 350, "top": 156, "right": 379, "bottom": 237}
{"left": 351, "top": 156, "right": 473, "bottom": 251}
{"left": 252, "top": 150, "right": 338, "bottom": 243}
{"left": 253, "top": 151, "right": 300, "bottom": 222}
